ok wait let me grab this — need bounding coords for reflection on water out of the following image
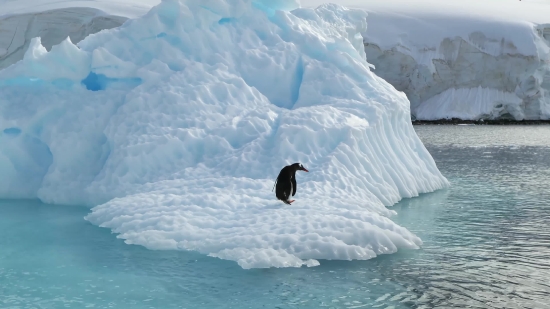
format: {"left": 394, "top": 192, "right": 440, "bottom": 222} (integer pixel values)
{"left": 1, "top": 125, "right": 550, "bottom": 308}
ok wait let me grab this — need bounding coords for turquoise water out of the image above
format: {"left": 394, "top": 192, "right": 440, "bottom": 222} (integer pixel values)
{"left": 2, "top": 125, "right": 550, "bottom": 308}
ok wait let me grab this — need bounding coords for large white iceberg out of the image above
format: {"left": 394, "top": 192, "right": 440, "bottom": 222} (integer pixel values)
{"left": 0, "top": 0, "right": 448, "bottom": 268}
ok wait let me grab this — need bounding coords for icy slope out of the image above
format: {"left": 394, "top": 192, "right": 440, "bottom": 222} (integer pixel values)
{"left": 302, "top": 0, "right": 550, "bottom": 120}
{"left": 0, "top": 0, "right": 448, "bottom": 268}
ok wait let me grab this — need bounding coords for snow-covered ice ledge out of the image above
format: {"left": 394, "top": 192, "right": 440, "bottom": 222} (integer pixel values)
{"left": 0, "top": 0, "right": 448, "bottom": 269}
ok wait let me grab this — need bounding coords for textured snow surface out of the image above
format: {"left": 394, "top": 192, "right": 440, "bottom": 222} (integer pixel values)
{"left": 303, "top": 0, "right": 550, "bottom": 120}
{"left": 0, "top": 0, "right": 448, "bottom": 268}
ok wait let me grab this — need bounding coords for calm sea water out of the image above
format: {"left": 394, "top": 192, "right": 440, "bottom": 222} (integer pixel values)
{"left": 1, "top": 125, "right": 550, "bottom": 309}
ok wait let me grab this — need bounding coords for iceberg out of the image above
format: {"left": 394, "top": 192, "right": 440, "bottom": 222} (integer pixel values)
{"left": 0, "top": 0, "right": 448, "bottom": 268}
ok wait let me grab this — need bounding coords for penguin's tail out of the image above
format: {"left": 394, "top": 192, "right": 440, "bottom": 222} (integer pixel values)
{"left": 272, "top": 179, "right": 277, "bottom": 192}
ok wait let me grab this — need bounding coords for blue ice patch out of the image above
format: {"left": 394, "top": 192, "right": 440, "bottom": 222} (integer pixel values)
{"left": 3, "top": 127, "right": 21, "bottom": 136}
{"left": 218, "top": 18, "right": 236, "bottom": 25}
{"left": 81, "top": 72, "right": 142, "bottom": 91}
{"left": 81, "top": 72, "right": 108, "bottom": 91}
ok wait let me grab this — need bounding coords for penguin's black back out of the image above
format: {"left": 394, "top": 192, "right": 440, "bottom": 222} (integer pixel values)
{"left": 275, "top": 165, "right": 296, "bottom": 202}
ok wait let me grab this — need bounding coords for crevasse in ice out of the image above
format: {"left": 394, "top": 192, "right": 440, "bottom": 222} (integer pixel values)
{"left": 0, "top": 0, "right": 448, "bottom": 268}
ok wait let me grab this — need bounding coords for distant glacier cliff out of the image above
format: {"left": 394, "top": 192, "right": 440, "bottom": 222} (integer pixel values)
{"left": 362, "top": 11, "right": 550, "bottom": 121}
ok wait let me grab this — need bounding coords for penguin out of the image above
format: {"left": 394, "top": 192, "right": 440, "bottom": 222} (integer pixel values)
{"left": 274, "top": 163, "right": 309, "bottom": 204}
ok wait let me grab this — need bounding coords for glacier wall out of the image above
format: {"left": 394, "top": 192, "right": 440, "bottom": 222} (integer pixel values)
{"left": 0, "top": 8, "right": 127, "bottom": 71}
{"left": 0, "top": 0, "right": 448, "bottom": 268}
{"left": 363, "top": 12, "right": 550, "bottom": 121}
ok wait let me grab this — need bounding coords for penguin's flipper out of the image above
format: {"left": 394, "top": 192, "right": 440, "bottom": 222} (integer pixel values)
{"left": 291, "top": 176, "right": 297, "bottom": 196}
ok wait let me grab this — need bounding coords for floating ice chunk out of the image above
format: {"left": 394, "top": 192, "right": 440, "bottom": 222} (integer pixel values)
{"left": 87, "top": 177, "right": 424, "bottom": 269}
{"left": 0, "top": 0, "right": 448, "bottom": 268}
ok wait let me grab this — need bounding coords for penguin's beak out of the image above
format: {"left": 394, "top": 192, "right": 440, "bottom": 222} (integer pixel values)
{"left": 303, "top": 168, "right": 309, "bottom": 172}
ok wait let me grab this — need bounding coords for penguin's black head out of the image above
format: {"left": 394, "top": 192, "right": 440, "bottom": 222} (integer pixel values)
{"left": 291, "top": 163, "right": 309, "bottom": 172}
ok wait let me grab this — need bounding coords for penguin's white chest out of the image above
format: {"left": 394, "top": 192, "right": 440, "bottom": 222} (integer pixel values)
{"left": 289, "top": 181, "right": 293, "bottom": 199}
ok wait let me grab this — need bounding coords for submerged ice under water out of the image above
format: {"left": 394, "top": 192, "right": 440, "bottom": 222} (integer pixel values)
{"left": 1, "top": 126, "right": 549, "bottom": 309}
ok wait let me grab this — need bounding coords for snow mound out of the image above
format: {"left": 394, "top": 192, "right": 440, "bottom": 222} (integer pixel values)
{"left": 0, "top": 0, "right": 448, "bottom": 268}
